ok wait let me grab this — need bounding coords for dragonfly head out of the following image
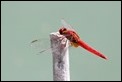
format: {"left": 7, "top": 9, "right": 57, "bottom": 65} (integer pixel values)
{"left": 59, "top": 27, "right": 67, "bottom": 35}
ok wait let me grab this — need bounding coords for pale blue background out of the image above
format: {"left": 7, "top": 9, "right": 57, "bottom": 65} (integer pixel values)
{"left": 1, "top": 1, "right": 121, "bottom": 81}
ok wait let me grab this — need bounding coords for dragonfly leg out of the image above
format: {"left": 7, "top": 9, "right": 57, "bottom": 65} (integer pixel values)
{"left": 70, "top": 42, "right": 79, "bottom": 48}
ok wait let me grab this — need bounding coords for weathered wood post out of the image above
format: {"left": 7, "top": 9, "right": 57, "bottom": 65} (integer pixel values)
{"left": 50, "top": 32, "right": 70, "bottom": 81}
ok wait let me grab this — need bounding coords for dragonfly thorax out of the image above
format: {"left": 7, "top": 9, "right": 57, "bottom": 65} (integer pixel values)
{"left": 59, "top": 28, "right": 79, "bottom": 43}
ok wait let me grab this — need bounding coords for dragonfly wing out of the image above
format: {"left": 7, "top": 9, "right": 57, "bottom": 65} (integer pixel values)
{"left": 30, "top": 38, "right": 66, "bottom": 54}
{"left": 61, "top": 19, "right": 75, "bottom": 31}
{"left": 30, "top": 38, "right": 52, "bottom": 54}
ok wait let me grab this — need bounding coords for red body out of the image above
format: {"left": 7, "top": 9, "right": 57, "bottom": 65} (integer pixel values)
{"left": 59, "top": 27, "right": 108, "bottom": 60}
{"left": 78, "top": 39, "right": 107, "bottom": 59}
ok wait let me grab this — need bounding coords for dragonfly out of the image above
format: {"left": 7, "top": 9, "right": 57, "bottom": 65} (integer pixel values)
{"left": 31, "top": 19, "right": 108, "bottom": 60}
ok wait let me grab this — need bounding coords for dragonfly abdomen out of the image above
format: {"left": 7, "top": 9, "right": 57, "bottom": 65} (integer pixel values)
{"left": 78, "top": 39, "right": 107, "bottom": 60}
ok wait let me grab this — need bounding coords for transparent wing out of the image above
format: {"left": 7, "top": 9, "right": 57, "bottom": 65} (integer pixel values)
{"left": 30, "top": 19, "right": 74, "bottom": 55}
{"left": 30, "top": 38, "right": 71, "bottom": 55}
{"left": 61, "top": 19, "right": 75, "bottom": 31}
{"left": 30, "top": 38, "right": 52, "bottom": 54}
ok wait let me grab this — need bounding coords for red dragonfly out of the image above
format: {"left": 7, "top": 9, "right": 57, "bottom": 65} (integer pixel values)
{"left": 31, "top": 19, "right": 108, "bottom": 60}
{"left": 59, "top": 19, "right": 108, "bottom": 60}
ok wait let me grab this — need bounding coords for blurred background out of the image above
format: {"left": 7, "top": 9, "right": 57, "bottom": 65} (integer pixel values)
{"left": 1, "top": 1, "right": 121, "bottom": 81}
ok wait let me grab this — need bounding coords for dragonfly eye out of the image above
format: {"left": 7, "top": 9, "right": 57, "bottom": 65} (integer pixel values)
{"left": 59, "top": 27, "right": 67, "bottom": 34}
{"left": 63, "top": 28, "right": 67, "bottom": 31}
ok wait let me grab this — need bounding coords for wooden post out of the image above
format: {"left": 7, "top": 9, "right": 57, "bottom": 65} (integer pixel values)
{"left": 50, "top": 32, "right": 70, "bottom": 81}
